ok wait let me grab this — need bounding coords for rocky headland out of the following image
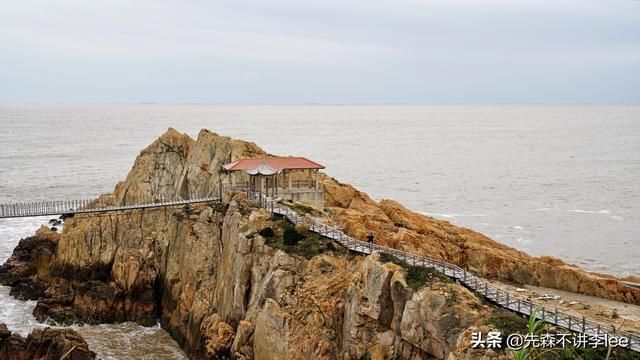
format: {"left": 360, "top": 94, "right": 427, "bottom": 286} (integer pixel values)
{"left": 1, "top": 128, "right": 638, "bottom": 359}
{"left": 0, "top": 323, "right": 95, "bottom": 360}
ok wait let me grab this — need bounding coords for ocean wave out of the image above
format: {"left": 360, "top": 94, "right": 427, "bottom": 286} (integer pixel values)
{"left": 418, "top": 211, "right": 486, "bottom": 219}
{"left": 570, "top": 209, "right": 610, "bottom": 214}
{"left": 569, "top": 209, "right": 624, "bottom": 221}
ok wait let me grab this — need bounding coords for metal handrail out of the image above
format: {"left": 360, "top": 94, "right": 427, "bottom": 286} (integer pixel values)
{"left": 2, "top": 190, "right": 637, "bottom": 352}
{"left": 0, "top": 195, "right": 220, "bottom": 219}
{"left": 247, "top": 190, "right": 639, "bottom": 353}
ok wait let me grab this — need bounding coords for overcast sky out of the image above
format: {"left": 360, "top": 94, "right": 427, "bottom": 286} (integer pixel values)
{"left": 1, "top": 0, "right": 638, "bottom": 104}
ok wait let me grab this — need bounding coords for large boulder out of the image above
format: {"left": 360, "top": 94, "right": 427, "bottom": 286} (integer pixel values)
{"left": 0, "top": 324, "right": 95, "bottom": 360}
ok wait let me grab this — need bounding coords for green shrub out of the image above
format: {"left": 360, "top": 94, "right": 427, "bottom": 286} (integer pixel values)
{"left": 379, "top": 252, "right": 451, "bottom": 289}
{"left": 258, "top": 227, "right": 275, "bottom": 238}
{"left": 264, "top": 218, "right": 335, "bottom": 259}
{"left": 487, "top": 310, "right": 528, "bottom": 337}
{"left": 405, "top": 266, "right": 450, "bottom": 290}
{"left": 283, "top": 227, "right": 304, "bottom": 245}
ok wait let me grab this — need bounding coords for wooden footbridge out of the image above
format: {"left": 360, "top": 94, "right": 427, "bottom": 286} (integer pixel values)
{"left": 0, "top": 191, "right": 638, "bottom": 353}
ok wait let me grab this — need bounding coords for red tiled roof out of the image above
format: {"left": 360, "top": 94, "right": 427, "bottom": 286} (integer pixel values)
{"left": 223, "top": 156, "right": 325, "bottom": 171}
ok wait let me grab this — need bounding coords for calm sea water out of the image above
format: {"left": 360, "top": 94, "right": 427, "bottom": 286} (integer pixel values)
{"left": 0, "top": 104, "right": 638, "bottom": 358}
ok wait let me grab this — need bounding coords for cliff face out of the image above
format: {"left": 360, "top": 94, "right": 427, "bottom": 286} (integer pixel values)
{"left": 1, "top": 128, "right": 636, "bottom": 359}
{"left": 1, "top": 198, "right": 505, "bottom": 359}
{"left": 322, "top": 178, "right": 640, "bottom": 305}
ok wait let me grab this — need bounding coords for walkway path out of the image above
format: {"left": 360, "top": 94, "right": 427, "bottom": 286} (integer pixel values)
{"left": 250, "top": 191, "right": 640, "bottom": 353}
{"left": 1, "top": 191, "right": 637, "bottom": 352}
{"left": 0, "top": 197, "right": 219, "bottom": 219}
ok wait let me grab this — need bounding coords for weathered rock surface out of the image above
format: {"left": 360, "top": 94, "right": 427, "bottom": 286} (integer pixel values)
{"left": 0, "top": 226, "right": 58, "bottom": 300}
{"left": 2, "top": 128, "right": 637, "bottom": 359}
{"left": 0, "top": 323, "right": 95, "bottom": 360}
{"left": 322, "top": 177, "right": 640, "bottom": 305}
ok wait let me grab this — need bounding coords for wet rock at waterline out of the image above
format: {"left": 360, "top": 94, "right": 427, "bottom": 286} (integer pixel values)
{"left": 0, "top": 323, "right": 95, "bottom": 360}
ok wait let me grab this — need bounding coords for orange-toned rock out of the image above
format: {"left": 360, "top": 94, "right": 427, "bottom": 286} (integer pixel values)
{"left": 321, "top": 177, "right": 640, "bottom": 305}
{"left": 4, "top": 128, "right": 638, "bottom": 360}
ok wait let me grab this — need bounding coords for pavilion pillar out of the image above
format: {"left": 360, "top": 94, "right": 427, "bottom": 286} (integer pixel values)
{"left": 315, "top": 169, "right": 320, "bottom": 190}
{"left": 288, "top": 170, "right": 293, "bottom": 189}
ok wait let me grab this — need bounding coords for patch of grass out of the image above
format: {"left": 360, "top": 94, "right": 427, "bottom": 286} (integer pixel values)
{"left": 378, "top": 252, "right": 406, "bottom": 266}
{"left": 487, "top": 309, "right": 529, "bottom": 337}
{"left": 283, "top": 227, "right": 304, "bottom": 245}
{"left": 318, "top": 261, "right": 335, "bottom": 274}
{"left": 447, "top": 289, "right": 459, "bottom": 304}
{"left": 288, "top": 202, "right": 317, "bottom": 216}
{"left": 267, "top": 220, "right": 335, "bottom": 259}
{"left": 210, "top": 202, "right": 228, "bottom": 213}
{"left": 258, "top": 227, "right": 275, "bottom": 238}
{"left": 378, "top": 252, "right": 451, "bottom": 290}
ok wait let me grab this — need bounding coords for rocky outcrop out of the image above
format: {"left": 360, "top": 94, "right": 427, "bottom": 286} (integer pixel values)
{"left": 322, "top": 177, "right": 640, "bottom": 305}
{"left": 340, "top": 255, "right": 488, "bottom": 360}
{"left": 0, "top": 323, "right": 95, "bottom": 360}
{"left": 110, "top": 128, "right": 265, "bottom": 206}
{"left": 1, "top": 200, "right": 494, "bottom": 359}
{"left": 2, "top": 127, "right": 637, "bottom": 359}
{"left": 0, "top": 226, "right": 58, "bottom": 300}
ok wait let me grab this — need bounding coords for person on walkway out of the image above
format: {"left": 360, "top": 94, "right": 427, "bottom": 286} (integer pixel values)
{"left": 367, "top": 233, "right": 375, "bottom": 244}
{"left": 367, "top": 233, "right": 375, "bottom": 252}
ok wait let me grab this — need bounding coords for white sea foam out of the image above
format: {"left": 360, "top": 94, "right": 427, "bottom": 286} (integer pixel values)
{"left": 570, "top": 209, "right": 610, "bottom": 214}
{"left": 0, "top": 217, "right": 187, "bottom": 359}
{"left": 418, "top": 212, "right": 486, "bottom": 219}
{"left": 569, "top": 209, "right": 625, "bottom": 222}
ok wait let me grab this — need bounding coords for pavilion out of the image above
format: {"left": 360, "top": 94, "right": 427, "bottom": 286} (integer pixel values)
{"left": 222, "top": 156, "right": 325, "bottom": 208}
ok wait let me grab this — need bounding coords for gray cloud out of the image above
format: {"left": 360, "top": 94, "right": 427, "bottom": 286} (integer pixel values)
{"left": 1, "top": 0, "right": 638, "bottom": 103}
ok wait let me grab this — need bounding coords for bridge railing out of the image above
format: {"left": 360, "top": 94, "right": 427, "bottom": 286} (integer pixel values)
{"left": 1, "top": 190, "right": 638, "bottom": 351}
{"left": 246, "top": 190, "right": 639, "bottom": 353}
{"left": 0, "top": 190, "right": 221, "bottom": 219}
